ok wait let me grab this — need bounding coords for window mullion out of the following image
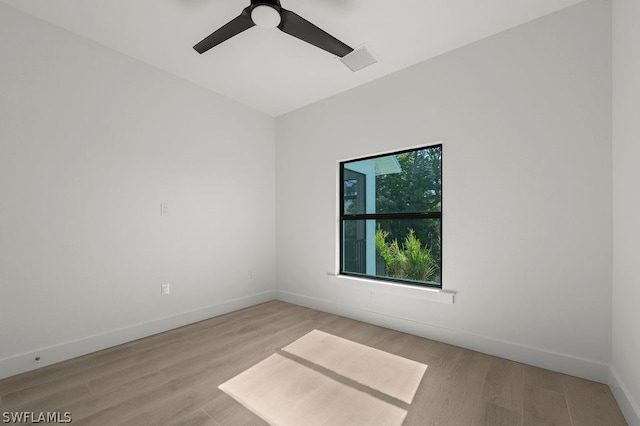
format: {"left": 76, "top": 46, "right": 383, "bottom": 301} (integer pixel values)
{"left": 342, "top": 212, "right": 441, "bottom": 221}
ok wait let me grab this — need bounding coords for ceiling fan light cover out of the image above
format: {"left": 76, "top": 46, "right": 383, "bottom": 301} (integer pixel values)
{"left": 251, "top": 5, "right": 281, "bottom": 29}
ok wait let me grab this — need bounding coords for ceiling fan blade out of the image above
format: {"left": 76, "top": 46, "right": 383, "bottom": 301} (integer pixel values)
{"left": 194, "top": 6, "right": 255, "bottom": 54}
{"left": 278, "top": 8, "right": 353, "bottom": 57}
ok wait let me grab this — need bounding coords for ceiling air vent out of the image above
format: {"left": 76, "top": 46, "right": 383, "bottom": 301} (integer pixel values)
{"left": 340, "top": 45, "right": 379, "bottom": 72}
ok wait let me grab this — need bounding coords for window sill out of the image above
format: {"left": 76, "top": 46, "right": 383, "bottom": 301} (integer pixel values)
{"left": 327, "top": 273, "right": 455, "bottom": 305}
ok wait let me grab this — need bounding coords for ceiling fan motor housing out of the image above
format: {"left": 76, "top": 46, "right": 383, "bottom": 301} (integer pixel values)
{"left": 250, "top": 0, "right": 282, "bottom": 28}
{"left": 250, "top": 0, "right": 281, "bottom": 13}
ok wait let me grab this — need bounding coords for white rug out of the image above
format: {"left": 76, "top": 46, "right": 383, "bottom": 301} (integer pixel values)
{"left": 283, "top": 329, "right": 427, "bottom": 404}
{"left": 219, "top": 353, "right": 408, "bottom": 426}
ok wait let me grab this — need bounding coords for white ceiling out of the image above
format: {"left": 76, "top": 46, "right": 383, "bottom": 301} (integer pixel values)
{"left": 0, "top": 0, "right": 585, "bottom": 116}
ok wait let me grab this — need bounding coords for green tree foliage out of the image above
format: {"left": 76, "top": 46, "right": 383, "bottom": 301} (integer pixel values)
{"left": 376, "top": 146, "right": 442, "bottom": 265}
{"left": 375, "top": 228, "right": 438, "bottom": 282}
{"left": 376, "top": 147, "right": 441, "bottom": 214}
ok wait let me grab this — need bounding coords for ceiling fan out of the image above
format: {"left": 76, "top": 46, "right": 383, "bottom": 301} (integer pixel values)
{"left": 193, "top": 0, "right": 354, "bottom": 58}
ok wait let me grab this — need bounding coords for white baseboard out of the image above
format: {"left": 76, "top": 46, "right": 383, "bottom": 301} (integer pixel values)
{"left": 609, "top": 366, "right": 640, "bottom": 426}
{"left": 276, "top": 290, "right": 610, "bottom": 383}
{"left": 0, "top": 290, "right": 277, "bottom": 380}
{"left": 1, "top": 288, "right": 616, "bottom": 392}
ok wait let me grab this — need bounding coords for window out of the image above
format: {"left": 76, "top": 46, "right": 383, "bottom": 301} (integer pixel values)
{"left": 340, "top": 144, "right": 442, "bottom": 288}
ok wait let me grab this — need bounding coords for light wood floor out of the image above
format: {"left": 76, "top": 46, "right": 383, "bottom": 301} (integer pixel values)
{"left": 0, "top": 301, "right": 627, "bottom": 425}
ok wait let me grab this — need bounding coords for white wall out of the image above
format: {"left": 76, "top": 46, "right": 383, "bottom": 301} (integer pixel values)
{"left": 611, "top": 0, "right": 640, "bottom": 423}
{"left": 276, "top": 0, "right": 612, "bottom": 381}
{"left": 0, "top": 4, "right": 276, "bottom": 378}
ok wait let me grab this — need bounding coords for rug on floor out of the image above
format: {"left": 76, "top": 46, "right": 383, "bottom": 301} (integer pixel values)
{"left": 219, "top": 329, "right": 428, "bottom": 426}
{"left": 283, "top": 329, "right": 427, "bottom": 404}
{"left": 219, "top": 353, "right": 408, "bottom": 426}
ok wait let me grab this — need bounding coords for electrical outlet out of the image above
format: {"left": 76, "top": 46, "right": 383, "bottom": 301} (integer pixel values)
{"left": 160, "top": 203, "right": 168, "bottom": 216}
{"left": 161, "top": 283, "right": 170, "bottom": 296}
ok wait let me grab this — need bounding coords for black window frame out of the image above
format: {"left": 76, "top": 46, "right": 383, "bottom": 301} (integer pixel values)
{"left": 339, "top": 144, "right": 443, "bottom": 289}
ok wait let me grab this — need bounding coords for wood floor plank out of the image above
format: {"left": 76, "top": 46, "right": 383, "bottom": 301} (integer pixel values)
{"left": 129, "top": 330, "right": 187, "bottom": 353}
{"left": 57, "top": 372, "right": 168, "bottom": 422}
{"left": 563, "top": 375, "right": 627, "bottom": 426}
{"left": 1, "top": 377, "right": 84, "bottom": 409}
{"left": 402, "top": 342, "right": 463, "bottom": 425}
{"left": 76, "top": 359, "right": 229, "bottom": 426}
{"left": 523, "top": 385, "right": 571, "bottom": 426}
{"left": 120, "top": 375, "right": 227, "bottom": 426}
{"left": 10, "top": 383, "right": 90, "bottom": 415}
{"left": 183, "top": 304, "right": 304, "bottom": 344}
{"left": 202, "top": 391, "right": 267, "bottom": 426}
{"left": 327, "top": 320, "right": 390, "bottom": 347}
{"left": 479, "top": 357, "right": 525, "bottom": 413}
{"left": 86, "top": 338, "right": 213, "bottom": 394}
{"left": 393, "top": 332, "right": 462, "bottom": 367}
{"left": 369, "top": 330, "right": 414, "bottom": 355}
{"left": 416, "top": 349, "right": 492, "bottom": 426}
{"left": 474, "top": 401, "right": 522, "bottom": 426}
{"left": 523, "top": 365, "right": 565, "bottom": 394}
{"left": 169, "top": 409, "right": 219, "bottom": 426}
